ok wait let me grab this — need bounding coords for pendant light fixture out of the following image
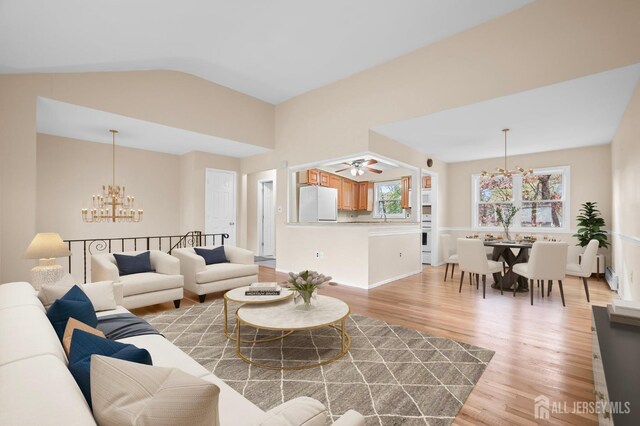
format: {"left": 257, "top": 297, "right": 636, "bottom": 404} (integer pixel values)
{"left": 81, "top": 129, "right": 143, "bottom": 222}
{"left": 481, "top": 129, "right": 533, "bottom": 178}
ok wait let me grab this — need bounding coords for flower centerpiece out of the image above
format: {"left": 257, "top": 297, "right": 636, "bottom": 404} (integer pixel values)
{"left": 496, "top": 205, "right": 519, "bottom": 241}
{"left": 284, "top": 270, "right": 332, "bottom": 308}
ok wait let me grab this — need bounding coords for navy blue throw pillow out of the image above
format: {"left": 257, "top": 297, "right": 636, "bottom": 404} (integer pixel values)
{"left": 46, "top": 285, "right": 97, "bottom": 340}
{"left": 68, "top": 329, "right": 152, "bottom": 407}
{"left": 113, "top": 251, "right": 153, "bottom": 276}
{"left": 194, "top": 246, "right": 228, "bottom": 265}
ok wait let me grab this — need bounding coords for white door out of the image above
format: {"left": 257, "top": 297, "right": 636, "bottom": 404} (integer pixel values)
{"left": 205, "top": 169, "right": 236, "bottom": 246}
{"left": 260, "top": 181, "right": 275, "bottom": 256}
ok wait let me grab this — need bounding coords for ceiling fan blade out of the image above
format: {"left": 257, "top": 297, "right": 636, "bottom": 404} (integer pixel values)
{"left": 363, "top": 159, "right": 378, "bottom": 166}
{"left": 335, "top": 167, "right": 351, "bottom": 173}
{"left": 364, "top": 167, "right": 383, "bottom": 174}
{"left": 342, "top": 162, "right": 353, "bottom": 166}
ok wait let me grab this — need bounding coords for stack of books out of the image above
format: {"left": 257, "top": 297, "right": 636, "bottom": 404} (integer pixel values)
{"left": 245, "top": 282, "right": 282, "bottom": 296}
{"left": 607, "top": 299, "right": 640, "bottom": 327}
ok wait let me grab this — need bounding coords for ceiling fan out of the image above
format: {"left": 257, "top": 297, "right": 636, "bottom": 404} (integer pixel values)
{"left": 335, "top": 159, "right": 382, "bottom": 176}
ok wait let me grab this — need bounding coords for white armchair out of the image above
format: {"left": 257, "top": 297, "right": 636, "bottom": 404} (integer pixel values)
{"left": 172, "top": 245, "right": 258, "bottom": 303}
{"left": 513, "top": 241, "right": 568, "bottom": 306}
{"left": 566, "top": 239, "right": 599, "bottom": 302}
{"left": 457, "top": 238, "right": 503, "bottom": 298}
{"left": 91, "top": 250, "right": 184, "bottom": 310}
{"left": 441, "top": 234, "right": 459, "bottom": 282}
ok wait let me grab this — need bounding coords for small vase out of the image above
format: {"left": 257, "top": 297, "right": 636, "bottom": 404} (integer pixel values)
{"left": 503, "top": 227, "right": 512, "bottom": 242}
{"left": 295, "top": 289, "right": 317, "bottom": 309}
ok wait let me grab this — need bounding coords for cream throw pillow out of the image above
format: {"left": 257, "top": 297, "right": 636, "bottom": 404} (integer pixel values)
{"left": 39, "top": 279, "right": 116, "bottom": 312}
{"left": 62, "top": 317, "right": 105, "bottom": 355}
{"left": 91, "top": 355, "right": 220, "bottom": 426}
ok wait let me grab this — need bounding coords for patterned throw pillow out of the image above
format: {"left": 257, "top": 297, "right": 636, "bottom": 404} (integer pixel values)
{"left": 68, "top": 329, "right": 152, "bottom": 407}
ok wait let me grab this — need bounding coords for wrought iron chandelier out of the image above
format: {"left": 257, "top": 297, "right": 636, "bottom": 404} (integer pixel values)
{"left": 81, "top": 129, "right": 143, "bottom": 223}
{"left": 481, "top": 128, "right": 533, "bottom": 178}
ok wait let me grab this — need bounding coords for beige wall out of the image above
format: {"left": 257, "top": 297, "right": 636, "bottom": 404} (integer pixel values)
{"left": 37, "top": 134, "right": 181, "bottom": 239}
{"left": 369, "top": 231, "right": 421, "bottom": 286}
{"left": 0, "top": 71, "right": 273, "bottom": 282}
{"left": 179, "top": 151, "right": 242, "bottom": 236}
{"left": 445, "top": 144, "right": 612, "bottom": 231}
{"left": 245, "top": 169, "right": 277, "bottom": 254}
{"left": 611, "top": 81, "right": 640, "bottom": 302}
{"left": 270, "top": 0, "right": 639, "bottom": 280}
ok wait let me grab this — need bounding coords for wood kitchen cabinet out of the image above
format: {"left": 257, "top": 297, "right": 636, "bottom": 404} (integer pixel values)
{"left": 328, "top": 175, "right": 342, "bottom": 209}
{"left": 341, "top": 178, "right": 356, "bottom": 211}
{"left": 299, "top": 169, "right": 320, "bottom": 185}
{"left": 422, "top": 175, "right": 431, "bottom": 189}
{"left": 319, "top": 171, "right": 330, "bottom": 187}
{"left": 357, "top": 182, "right": 373, "bottom": 211}
{"left": 401, "top": 176, "right": 411, "bottom": 209}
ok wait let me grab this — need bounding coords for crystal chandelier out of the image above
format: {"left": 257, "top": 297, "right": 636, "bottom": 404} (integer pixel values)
{"left": 81, "top": 129, "right": 143, "bottom": 223}
{"left": 481, "top": 128, "right": 533, "bottom": 178}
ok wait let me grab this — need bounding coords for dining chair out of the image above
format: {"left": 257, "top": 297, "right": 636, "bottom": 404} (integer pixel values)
{"left": 513, "top": 241, "right": 568, "bottom": 306}
{"left": 565, "top": 239, "right": 599, "bottom": 302}
{"left": 441, "top": 234, "right": 458, "bottom": 282}
{"left": 457, "top": 238, "right": 504, "bottom": 298}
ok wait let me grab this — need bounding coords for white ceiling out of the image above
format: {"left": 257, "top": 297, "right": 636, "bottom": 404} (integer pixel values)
{"left": 374, "top": 64, "right": 640, "bottom": 163}
{"left": 0, "top": 0, "right": 532, "bottom": 104}
{"left": 36, "top": 97, "right": 271, "bottom": 157}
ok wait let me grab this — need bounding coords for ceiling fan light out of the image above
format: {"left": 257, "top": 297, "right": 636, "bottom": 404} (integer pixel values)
{"left": 350, "top": 168, "right": 358, "bottom": 176}
{"left": 357, "top": 169, "right": 364, "bottom": 176}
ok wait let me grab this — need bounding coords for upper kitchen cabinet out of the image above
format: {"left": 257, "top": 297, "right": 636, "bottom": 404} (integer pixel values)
{"left": 319, "top": 171, "right": 330, "bottom": 187}
{"left": 341, "top": 178, "right": 355, "bottom": 211}
{"left": 299, "top": 169, "right": 320, "bottom": 185}
{"left": 357, "top": 182, "right": 373, "bottom": 211}
{"left": 422, "top": 176, "right": 431, "bottom": 189}
{"left": 401, "top": 176, "right": 412, "bottom": 209}
{"left": 328, "top": 175, "right": 342, "bottom": 209}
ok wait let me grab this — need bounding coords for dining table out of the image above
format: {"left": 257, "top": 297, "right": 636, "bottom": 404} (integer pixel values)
{"left": 483, "top": 240, "right": 534, "bottom": 292}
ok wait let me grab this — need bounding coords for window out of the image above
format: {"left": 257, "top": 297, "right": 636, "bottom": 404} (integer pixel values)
{"left": 374, "top": 180, "right": 404, "bottom": 218}
{"left": 472, "top": 166, "right": 569, "bottom": 231}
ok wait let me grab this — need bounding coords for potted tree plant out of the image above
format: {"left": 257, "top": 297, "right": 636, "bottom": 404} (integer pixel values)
{"left": 573, "top": 201, "right": 609, "bottom": 249}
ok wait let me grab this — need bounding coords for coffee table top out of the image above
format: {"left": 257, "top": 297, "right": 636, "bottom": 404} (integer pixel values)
{"left": 224, "top": 285, "right": 293, "bottom": 304}
{"left": 237, "top": 295, "right": 350, "bottom": 330}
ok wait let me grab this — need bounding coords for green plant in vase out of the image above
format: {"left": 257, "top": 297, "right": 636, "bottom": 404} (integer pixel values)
{"left": 285, "top": 270, "right": 332, "bottom": 308}
{"left": 573, "top": 202, "right": 609, "bottom": 248}
{"left": 496, "top": 205, "right": 519, "bottom": 241}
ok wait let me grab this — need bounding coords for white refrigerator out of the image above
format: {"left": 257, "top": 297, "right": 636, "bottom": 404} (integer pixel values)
{"left": 299, "top": 186, "right": 338, "bottom": 222}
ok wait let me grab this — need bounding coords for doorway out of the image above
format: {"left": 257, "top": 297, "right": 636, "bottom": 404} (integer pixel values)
{"left": 421, "top": 169, "right": 439, "bottom": 266}
{"left": 258, "top": 179, "right": 275, "bottom": 257}
{"left": 205, "top": 168, "right": 237, "bottom": 246}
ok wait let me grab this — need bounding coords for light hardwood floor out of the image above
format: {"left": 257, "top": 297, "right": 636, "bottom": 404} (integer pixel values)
{"left": 133, "top": 265, "right": 615, "bottom": 425}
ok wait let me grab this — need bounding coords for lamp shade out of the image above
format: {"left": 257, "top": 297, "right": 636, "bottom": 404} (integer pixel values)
{"left": 24, "top": 233, "right": 71, "bottom": 259}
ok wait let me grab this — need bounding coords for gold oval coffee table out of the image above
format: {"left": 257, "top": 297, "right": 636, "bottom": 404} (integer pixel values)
{"left": 235, "top": 296, "right": 351, "bottom": 370}
{"left": 223, "top": 285, "right": 294, "bottom": 343}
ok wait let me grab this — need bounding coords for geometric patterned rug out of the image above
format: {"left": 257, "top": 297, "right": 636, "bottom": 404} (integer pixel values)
{"left": 144, "top": 299, "right": 493, "bottom": 426}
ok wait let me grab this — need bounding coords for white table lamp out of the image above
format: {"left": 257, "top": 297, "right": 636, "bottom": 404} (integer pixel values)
{"left": 24, "top": 233, "right": 71, "bottom": 290}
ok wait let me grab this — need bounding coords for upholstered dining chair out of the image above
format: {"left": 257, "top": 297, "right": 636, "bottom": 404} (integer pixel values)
{"left": 513, "top": 241, "right": 568, "bottom": 306}
{"left": 441, "top": 234, "right": 458, "bottom": 282}
{"left": 565, "top": 239, "right": 599, "bottom": 302}
{"left": 457, "top": 238, "right": 504, "bottom": 298}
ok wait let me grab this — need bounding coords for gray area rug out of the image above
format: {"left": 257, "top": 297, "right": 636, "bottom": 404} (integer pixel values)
{"left": 144, "top": 299, "right": 493, "bottom": 425}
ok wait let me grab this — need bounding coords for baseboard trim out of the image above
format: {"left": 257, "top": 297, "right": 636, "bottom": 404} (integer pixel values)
{"left": 369, "top": 270, "right": 422, "bottom": 289}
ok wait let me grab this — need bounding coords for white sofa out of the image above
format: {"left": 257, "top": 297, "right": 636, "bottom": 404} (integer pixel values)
{"left": 91, "top": 250, "right": 184, "bottom": 309}
{"left": 0, "top": 281, "right": 364, "bottom": 426}
{"left": 173, "top": 246, "right": 258, "bottom": 303}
